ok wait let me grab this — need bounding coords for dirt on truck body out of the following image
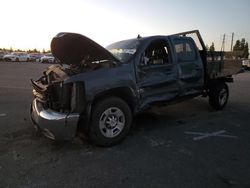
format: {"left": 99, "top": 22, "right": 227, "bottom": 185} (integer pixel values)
{"left": 30, "top": 30, "right": 242, "bottom": 146}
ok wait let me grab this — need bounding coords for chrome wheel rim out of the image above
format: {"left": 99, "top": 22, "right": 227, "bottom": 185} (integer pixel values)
{"left": 99, "top": 107, "right": 125, "bottom": 138}
{"left": 219, "top": 88, "right": 227, "bottom": 105}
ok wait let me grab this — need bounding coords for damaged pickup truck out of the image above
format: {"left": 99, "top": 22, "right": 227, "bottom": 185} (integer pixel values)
{"left": 30, "top": 30, "right": 242, "bottom": 146}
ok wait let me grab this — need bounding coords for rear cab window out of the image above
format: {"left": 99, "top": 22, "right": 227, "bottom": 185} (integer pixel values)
{"left": 174, "top": 38, "right": 197, "bottom": 62}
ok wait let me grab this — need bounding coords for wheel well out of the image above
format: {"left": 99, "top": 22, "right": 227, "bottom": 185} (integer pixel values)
{"left": 4, "top": 58, "right": 11, "bottom": 61}
{"left": 92, "top": 87, "right": 136, "bottom": 114}
{"left": 205, "top": 79, "right": 226, "bottom": 90}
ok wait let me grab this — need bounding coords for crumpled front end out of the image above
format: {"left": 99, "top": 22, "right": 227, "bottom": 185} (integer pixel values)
{"left": 30, "top": 65, "right": 85, "bottom": 140}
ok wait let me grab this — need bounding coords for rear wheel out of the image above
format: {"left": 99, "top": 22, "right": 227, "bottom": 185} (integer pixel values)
{"left": 89, "top": 97, "right": 132, "bottom": 146}
{"left": 209, "top": 82, "right": 229, "bottom": 110}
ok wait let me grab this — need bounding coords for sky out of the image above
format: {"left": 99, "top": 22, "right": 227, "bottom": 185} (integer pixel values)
{"left": 0, "top": 0, "right": 250, "bottom": 51}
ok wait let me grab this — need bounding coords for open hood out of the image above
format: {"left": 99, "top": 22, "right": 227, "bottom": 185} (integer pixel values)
{"left": 51, "top": 32, "right": 118, "bottom": 65}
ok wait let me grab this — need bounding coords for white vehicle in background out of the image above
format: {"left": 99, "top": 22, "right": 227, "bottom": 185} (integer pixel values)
{"left": 0, "top": 51, "right": 6, "bottom": 61}
{"left": 3, "top": 52, "right": 30, "bottom": 62}
{"left": 29, "top": 53, "right": 43, "bottom": 62}
{"left": 242, "top": 59, "right": 250, "bottom": 69}
{"left": 40, "top": 53, "right": 55, "bottom": 63}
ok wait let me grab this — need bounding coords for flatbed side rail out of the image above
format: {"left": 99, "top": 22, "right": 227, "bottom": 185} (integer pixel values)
{"left": 171, "top": 30, "right": 243, "bottom": 81}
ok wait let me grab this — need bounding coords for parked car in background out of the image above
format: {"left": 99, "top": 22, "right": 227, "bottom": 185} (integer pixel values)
{"left": 29, "top": 53, "right": 43, "bottom": 62}
{"left": 40, "top": 53, "right": 55, "bottom": 63}
{"left": 242, "top": 59, "right": 250, "bottom": 69}
{"left": 0, "top": 51, "right": 6, "bottom": 61}
{"left": 3, "top": 52, "right": 30, "bottom": 62}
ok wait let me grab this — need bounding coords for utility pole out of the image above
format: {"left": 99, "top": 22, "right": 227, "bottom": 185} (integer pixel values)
{"left": 230, "top": 32, "right": 234, "bottom": 51}
{"left": 221, "top": 34, "right": 225, "bottom": 51}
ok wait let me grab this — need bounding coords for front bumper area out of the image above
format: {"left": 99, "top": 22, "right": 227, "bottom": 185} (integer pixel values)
{"left": 30, "top": 98, "right": 80, "bottom": 140}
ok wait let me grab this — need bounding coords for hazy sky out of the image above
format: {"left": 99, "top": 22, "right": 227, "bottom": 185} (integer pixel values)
{"left": 0, "top": 0, "right": 250, "bottom": 51}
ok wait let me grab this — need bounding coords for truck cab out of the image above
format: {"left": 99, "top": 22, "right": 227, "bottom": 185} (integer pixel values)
{"left": 132, "top": 35, "right": 204, "bottom": 109}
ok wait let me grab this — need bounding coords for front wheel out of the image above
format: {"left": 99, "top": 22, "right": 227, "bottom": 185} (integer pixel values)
{"left": 89, "top": 97, "right": 132, "bottom": 146}
{"left": 209, "top": 82, "right": 229, "bottom": 110}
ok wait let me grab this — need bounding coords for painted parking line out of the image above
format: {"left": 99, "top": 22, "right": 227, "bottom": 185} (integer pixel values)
{"left": 0, "top": 113, "right": 7, "bottom": 117}
{"left": 185, "top": 130, "right": 237, "bottom": 141}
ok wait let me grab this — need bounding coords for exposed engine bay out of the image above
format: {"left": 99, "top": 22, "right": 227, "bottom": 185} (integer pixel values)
{"left": 31, "top": 31, "right": 120, "bottom": 115}
{"left": 31, "top": 64, "right": 85, "bottom": 114}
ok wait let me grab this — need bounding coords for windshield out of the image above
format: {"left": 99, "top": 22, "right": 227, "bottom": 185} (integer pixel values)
{"left": 106, "top": 39, "right": 140, "bottom": 62}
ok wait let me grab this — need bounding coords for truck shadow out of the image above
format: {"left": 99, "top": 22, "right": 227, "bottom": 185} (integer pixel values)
{"left": 131, "top": 97, "right": 211, "bottom": 134}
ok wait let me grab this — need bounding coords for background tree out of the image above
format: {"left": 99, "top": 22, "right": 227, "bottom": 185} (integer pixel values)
{"left": 243, "top": 42, "right": 249, "bottom": 58}
{"left": 28, "top": 48, "right": 39, "bottom": 53}
{"left": 233, "top": 40, "right": 241, "bottom": 51}
{"left": 240, "top": 38, "right": 246, "bottom": 51}
{"left": 209, "top": 42, "right": 215, "bottom": 52}
{"left": 233, "top": 38, "right": 249, "bottom": 58}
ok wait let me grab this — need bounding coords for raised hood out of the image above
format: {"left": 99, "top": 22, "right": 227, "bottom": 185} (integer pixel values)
{"left": 51, "top": 32, "right": 118, "bottom": 65}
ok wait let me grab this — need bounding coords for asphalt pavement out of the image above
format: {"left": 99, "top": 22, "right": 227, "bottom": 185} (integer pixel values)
{"left": 0, "top": 62, "right": 250, "bottom": 188}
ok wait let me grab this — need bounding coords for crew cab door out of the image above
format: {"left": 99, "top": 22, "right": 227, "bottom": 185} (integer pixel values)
{"left": 136, "top": 38, "right": 179, "bottom": 107}
{"left": 172, "top": 37, "right": 204, "bottom": 95}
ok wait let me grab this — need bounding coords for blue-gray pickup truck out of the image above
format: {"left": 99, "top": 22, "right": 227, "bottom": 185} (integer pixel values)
{"left": 30, "top": 30, "right": 241, "bottom": 146}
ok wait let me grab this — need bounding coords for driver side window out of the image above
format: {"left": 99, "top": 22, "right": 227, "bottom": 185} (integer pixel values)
{"left": 142, "top": 39, "right": 170, "bottom": 66}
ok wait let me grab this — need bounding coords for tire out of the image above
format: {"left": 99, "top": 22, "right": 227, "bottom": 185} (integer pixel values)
{"left": 89, "top": 97, "right": 132, "bottom": 146}
{"left": 209, "top": 82, "right": 229, "bottom": 110}
{"left": 16, "top": 58, "right": 19, "bottom": 62}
